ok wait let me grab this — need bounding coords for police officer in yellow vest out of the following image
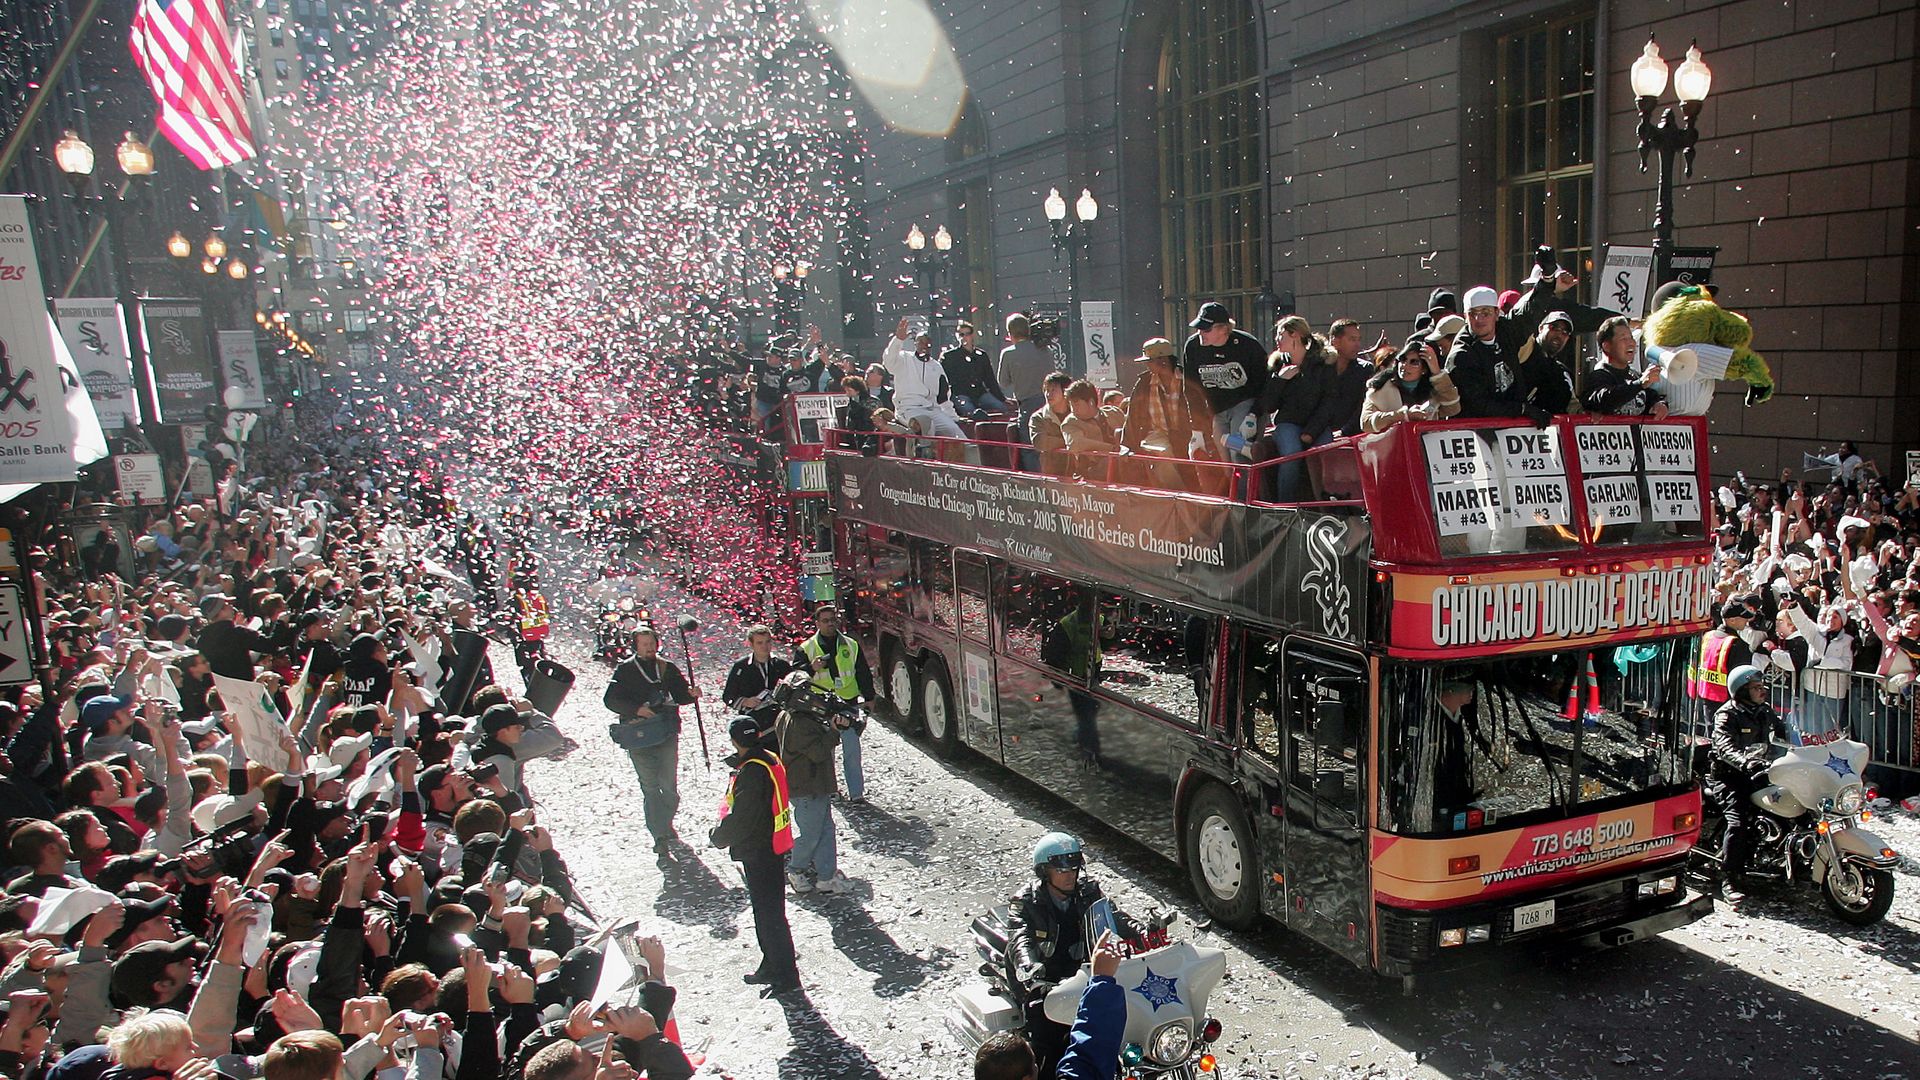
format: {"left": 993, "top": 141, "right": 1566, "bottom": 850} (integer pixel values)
{"left": 793, "top": 604, "right": 876, "bottom": 803}
{"left": 1689, "top": 600, "right": 1755, "bottom": 731}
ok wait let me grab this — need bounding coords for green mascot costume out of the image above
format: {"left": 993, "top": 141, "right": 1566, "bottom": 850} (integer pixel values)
{"left": 1641, "top": 283, "right": 1774, "bottom": 410}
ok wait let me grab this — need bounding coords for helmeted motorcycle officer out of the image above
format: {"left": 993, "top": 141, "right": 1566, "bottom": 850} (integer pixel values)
{"left": 1708, "top": 664, "right": 1788, "bottom": 906}
{"left": 1004, "top": 832, "right": 1143, "bottom": 1077}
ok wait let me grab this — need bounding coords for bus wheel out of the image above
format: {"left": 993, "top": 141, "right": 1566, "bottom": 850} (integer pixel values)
{"left": 920, "top": 656, "right": 960, "bottom": 757}
{"left": 881, "top": 642, "right": 920, "bottom": 728}
{"left": 1185, "top": 785, "right": 1259, "bottom": 930}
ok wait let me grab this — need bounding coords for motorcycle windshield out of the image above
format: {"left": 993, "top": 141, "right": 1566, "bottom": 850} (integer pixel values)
{"left": 1084, "top": 898, "right": 1117, "bottom": 947}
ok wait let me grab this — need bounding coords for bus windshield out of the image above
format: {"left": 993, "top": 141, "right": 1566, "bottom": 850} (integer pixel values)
{"left": 1379, "top": 641, "right": 1694, "bottom": 836}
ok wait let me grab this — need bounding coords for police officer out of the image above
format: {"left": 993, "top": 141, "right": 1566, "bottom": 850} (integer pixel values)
{"left": 1004, "top": 832, "right": 1142, "bottom": 1077}
{"left": 792, "top": 604, "right": 875, "bottom": 803}
{"left": 710, "top": 716, "right": 800, "bottom": 996}
{"left": 1690, "top": 601, "right": 1755, "bottom": 730}
{"left": 1708, "top": 664, "right": 1787, "bottom": 906}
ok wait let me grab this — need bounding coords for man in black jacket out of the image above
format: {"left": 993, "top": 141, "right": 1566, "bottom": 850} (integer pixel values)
{"left": 1708, "top": 665, "right": 1787, "bottom": 905}
{"left": 604, "top": 625, "right": 700, "bottom": 866}
{"left": 721, "top": 625, "right": 794, "bottom": 739}
{"left": 194, "top": 593, "right": 276, "bottom": 679}
{"left": 1584, "top": 315, "right": 1668, "bottom": 417}
{"left": 1445, "top": 280, "right": 1568, "bottom": 425}
{"left": 1005, "top": 832, "right": 1143, "bottom": 1076}
{"left": 710, "top": 717, "right": 799, "bottom": 996}
{"left": 942, "top": 321, "right": 1012, "bottom": 416}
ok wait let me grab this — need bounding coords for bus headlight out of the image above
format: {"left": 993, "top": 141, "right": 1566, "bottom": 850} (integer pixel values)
{"left": 1148, "top": 1021, "right": 1192, "bottom": 1064}
{"left": 1834, "top": 786, "right": 1864, "bottom": 814}
{"left": 1440, "top": 924, "right": 1490, "bottom": 947}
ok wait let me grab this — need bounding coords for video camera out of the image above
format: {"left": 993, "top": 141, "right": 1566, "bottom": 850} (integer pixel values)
{"left": 1028, "top": 316, "right": 1063, "bottom": 349}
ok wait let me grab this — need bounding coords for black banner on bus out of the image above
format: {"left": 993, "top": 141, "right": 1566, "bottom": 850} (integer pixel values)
{"left": 828, "top": 453, "right": 1370, "bottom": 643}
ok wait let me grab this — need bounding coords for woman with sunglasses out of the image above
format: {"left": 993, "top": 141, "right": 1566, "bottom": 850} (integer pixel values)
{"left": 1361, "top": 333, "right": 1461, "bottom": 434}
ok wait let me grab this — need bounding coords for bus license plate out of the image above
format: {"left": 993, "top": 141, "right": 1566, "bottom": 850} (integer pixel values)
{"left": 1513, "top": 899, "right": 1556, "bottom": 932}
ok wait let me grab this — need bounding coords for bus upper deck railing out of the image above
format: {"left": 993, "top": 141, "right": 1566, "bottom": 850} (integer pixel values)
{"left": 818, "top": 411, "right": 1714, "bottom": 567}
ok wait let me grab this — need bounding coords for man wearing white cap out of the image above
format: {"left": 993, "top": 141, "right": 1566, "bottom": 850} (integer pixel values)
{"left": 1444, "top": 278, "right": 1567, "bottom": 424}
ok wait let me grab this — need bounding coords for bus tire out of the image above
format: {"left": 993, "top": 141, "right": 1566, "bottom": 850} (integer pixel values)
{"left": 920, "top": 655, "right": 960, "bottom": 757}
{"left": 1185, "top": 784, "right": 1259, "bottom": 931}
{"left": 881, "top": 641, "right": 920, "bottom": 729}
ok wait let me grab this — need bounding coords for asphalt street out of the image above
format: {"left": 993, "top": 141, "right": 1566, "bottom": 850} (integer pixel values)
{"left": 497, "top": 584, "right": 1920, "bottom": 1080}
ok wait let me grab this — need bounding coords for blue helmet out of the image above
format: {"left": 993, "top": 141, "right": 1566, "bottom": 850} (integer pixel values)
{"left": 1727, "top": 664, "right": 1764, "bottom": 699}
{"left": 1032, "top": 832, "right": 1084, "bottom": 875}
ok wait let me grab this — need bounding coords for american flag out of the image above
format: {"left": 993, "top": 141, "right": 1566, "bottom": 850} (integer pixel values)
{"left": 128, "top": 0, "right": 257, "bottom": 169}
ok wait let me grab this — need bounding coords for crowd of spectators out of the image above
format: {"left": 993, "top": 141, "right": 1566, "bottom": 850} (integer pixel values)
{"left": 1700, "top": 457, "right": 1920, "bottom": 743}
{"left": 0, "top": 394, "right": 692, "bottom": 1080}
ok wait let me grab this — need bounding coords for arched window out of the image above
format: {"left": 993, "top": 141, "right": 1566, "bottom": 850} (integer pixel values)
{"left": 1157, "top": 0, "right": 1263, "bottom": 335}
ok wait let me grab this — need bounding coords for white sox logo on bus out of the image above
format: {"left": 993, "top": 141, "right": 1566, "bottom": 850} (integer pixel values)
{"left": 1302, "top": 517, "right": 1350, "bottom": 639}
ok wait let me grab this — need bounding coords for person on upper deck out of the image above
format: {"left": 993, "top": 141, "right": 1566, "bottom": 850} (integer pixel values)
{"left": 1444, "top": 275, "right": 1567, "bottom": 426}
{"left": 1361, "top": 333, "right": 1460, "bottom": 433}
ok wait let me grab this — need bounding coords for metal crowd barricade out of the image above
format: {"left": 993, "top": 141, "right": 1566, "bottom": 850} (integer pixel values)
{"left": 1764, "top": 665, "right": 1917, "bottom": 773}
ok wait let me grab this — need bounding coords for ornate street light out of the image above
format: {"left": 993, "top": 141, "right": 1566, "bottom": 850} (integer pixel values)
{"left": 167, "top": 231, "right": 192, "bottom": 258}
{"left": 1632, "top": 36, "right": 1713, "bottom": 282}
{"left": 115, "top": 132, "right": 155, "bottom": 177}
{"left": 1044, "top": 186, "right": 1098, "bottom": 373}
{"left": 227, "top": 258, "right": 249, "bottom": 280}
{"left": 54, "top": 130, "right": 94, "bottom": 190}
{"left": 204, "top": 233, "right": 228, "bottom": 260}
{"left": 904, "top": 224, "right": 950, "bottom": 335}
{"left": 201, "top": 257, "right": 219, "bottom": 274}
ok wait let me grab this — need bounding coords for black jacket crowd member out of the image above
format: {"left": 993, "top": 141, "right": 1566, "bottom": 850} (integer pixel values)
{"left": 709, "top": 717, "right": 799, "bottom": 995}
{"left": 603, "top": 625, "right": 700, "bottom": 864}
{"left": 721, "top": 625, "right": 795, "bottom": 738}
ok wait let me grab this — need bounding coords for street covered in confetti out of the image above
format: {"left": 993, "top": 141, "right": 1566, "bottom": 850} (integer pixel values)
{"left": 3, "top": 0, "right": 1920, "bottom": 1078}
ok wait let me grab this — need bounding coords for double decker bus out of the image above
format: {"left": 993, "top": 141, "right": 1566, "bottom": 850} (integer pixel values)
{"left": 825, "top": 414, "right": 1718, "bottom": 980}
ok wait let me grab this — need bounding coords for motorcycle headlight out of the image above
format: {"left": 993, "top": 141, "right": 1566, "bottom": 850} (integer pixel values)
{"left": 1835, "top": 786, "right": 1864, "bottom": 814}
{"left": 1148, "top": 1021, "right": 1192, "bottom": 1064}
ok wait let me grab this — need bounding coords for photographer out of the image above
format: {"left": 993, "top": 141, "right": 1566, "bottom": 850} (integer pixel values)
{"left": 603, "top": 625, "right": 700, "bottom": 868}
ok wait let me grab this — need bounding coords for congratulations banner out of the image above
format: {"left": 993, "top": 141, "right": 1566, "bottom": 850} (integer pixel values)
{"left": 828, "top": 452, "right": 1371, "bottom": 643}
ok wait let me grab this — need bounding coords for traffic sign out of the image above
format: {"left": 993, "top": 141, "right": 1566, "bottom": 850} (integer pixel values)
{"left": 0, "top": 586, "right": 32, "bottom": 687}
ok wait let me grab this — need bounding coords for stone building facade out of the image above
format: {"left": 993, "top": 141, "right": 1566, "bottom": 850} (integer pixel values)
{"left": 855, "top": 0, "right": 1919, "bottom": 476}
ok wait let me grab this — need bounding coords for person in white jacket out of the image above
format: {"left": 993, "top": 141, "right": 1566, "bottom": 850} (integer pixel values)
{"left": 1781, "top": 599, "right": 1854, "bottom": 742}
{"left": 883, "top": 317, "right": 967, "bottom": 454}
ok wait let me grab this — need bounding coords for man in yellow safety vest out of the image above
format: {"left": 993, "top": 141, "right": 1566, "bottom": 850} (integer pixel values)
{"left": 710, "top": 716, "right": 799, "bottom": 995}
{"left": 792, "top": 604, "right": 876, "bottom": 803}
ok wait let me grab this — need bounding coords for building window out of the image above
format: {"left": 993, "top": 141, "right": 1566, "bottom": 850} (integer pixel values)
{"left": 1157, "top": 0, "right": 1263, "bottom": 335}
{"left": 273, "top": 59, "right": 290, "bottom": 80}
{"left": 269, "top": 25, "right": 284, "bottom": 47}
{"left": 344, "top": 309, "right": 368, "bottom": 333}
{"left": 952, "top": 177, "right": 994, "bottom": 331}
{"left": 1495, "top": 16, "right": 1596, "bottom": 290}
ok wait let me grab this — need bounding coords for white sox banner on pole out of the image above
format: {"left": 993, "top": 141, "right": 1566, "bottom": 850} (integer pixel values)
{"left": 53, "top": 298, "right": 138, "bottom": 428}
{"left": 0, "top": 196, "right": 89, "bottom": 485}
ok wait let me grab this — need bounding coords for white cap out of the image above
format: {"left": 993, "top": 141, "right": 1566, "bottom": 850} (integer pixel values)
{"left": 1463, "top": 286, "right": 1499, "bottom": 312}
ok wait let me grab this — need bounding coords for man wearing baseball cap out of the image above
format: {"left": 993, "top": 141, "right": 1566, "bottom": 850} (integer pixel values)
{"left": 1180, "top": 301, "right": 1269, "bottom": 460}
{"left": 194, "top": 593, "right": 276, "bottom": 680}
{"left": 1443, "top": 272, "right": 1568, "bottom": 425}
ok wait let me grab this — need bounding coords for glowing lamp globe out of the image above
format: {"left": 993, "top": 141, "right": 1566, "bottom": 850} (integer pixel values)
{"left": 1075, "top": 188, "right": 1098, "bottom": 222}
{"left": 1673, "top": 43, "right": 1712, "bottom": 103}
{"left": 227, "top": 258, "right": 249, "bottom": 280}
{"left": 905, "top": 224, "right": 926, "bottom": 251}
{"left": 54, "top": 131, "right": 95, "bottom": 177}
{"left": 116, "top": 133, "right": 155, "bottom": 177}
{"left": 205, "top": 234, "right": 228, "bottom": 260}
{"left": 933, "top": 225, "right": 952, "bottom": 252}
{"left": 1630, "top": 37, "right": 1669, "bottom": 99}
{"left": 1043, "top": 188, "right": 1066, "bottom": 222}
{"left": 167, "top": 232, "right": 192, "bottom": 259}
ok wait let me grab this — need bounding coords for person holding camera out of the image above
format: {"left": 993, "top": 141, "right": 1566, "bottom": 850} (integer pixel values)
{"left": 1361, "top": 334, "right": 1460, "bottom": 434}
{"left": 792, "top": 604, "right": 875, "bottom": 805}
{"left": 603, "top": 624, "right": 700, "bottom": 868}
{"left": 721, "top": 625, "right": 794, "bottom": 739}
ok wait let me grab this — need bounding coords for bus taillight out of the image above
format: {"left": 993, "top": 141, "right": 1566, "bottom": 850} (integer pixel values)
{"left": 1673, "top": 812, "right": 1698, "bottom": 831}
{"left": 1447, "top": 855, "right": 1480, "bottom": 875}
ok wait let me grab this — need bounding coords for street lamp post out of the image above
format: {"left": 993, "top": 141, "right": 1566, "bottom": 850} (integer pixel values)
{"left": 903, "top": 224, "right": 950, "bottom": 338}
{"left": 1044, "top": 187, "right": 1097, "bottom": 373}
{"left": 1631, "top": 36, "right": 1712, "bottom": 284}
{"left": 55, "top": 130, "right": 158, "bottom": 435}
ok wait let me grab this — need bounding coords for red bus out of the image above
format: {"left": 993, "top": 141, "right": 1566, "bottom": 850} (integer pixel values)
{"left": 826, "top": 414, "right": 1718, "bottom": 981}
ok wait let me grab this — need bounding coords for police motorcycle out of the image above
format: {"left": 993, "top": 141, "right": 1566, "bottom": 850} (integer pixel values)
{"left": 1695, "top": 734, "right": 1900, "bottom": 925}
{"left": 950, "top": 869, "right": 1229, "bottom": 1076}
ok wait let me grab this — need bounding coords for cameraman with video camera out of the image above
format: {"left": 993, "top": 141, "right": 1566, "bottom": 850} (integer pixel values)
{"left": 604, "top": 624, "right": 701, "bottom": 868}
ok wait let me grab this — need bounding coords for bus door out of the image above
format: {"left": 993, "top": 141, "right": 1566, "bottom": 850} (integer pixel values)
{"left": 1281, "top": 640, "right": 1370, "bottom": 967}
{"left": 1236, "top": 631, "right": 1291, "bottom": 921}
{"left": 954, "top": 552, "right": 1001, "bottom": 758}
